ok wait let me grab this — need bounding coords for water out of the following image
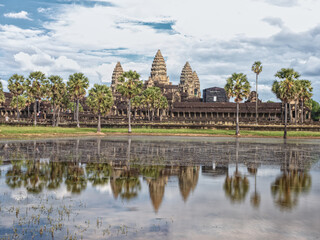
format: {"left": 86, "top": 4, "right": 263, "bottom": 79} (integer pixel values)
{"left": 0, "top": 136, "right": 319, "bottom": 240}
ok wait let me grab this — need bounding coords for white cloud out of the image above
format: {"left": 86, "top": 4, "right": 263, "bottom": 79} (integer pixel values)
{"left": 0, "top": 0, "right": 320, "bottom": 101}
{"left": 13, "top": 49, "right": 81, "bottom": 76}
{"left": 37, "top": 7, "right": 51, "bottom": 13}
{"left": 4, "top": 11, "right": 32, "bottom": 20}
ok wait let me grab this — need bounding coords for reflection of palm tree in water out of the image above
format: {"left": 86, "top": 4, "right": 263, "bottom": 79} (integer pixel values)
{"left": 6, "top": 159, "right": 24, "bottom": 189}
{"left": 223, "top": 139, "right": 249, "bottom": 203}
{"left": 65, "top": 163, "right": 87, "bottom": 194}
{"left": 110, "top": 173, "right": 141, "bottom": 200}
{"left": 271, "top": 148, "right": 312, "bottom": 210}
{"left": 86, "top": 163, "right": 111, "bottom": 186}
{"left": 248, "top": 146, "right": 260, "bottom": 208}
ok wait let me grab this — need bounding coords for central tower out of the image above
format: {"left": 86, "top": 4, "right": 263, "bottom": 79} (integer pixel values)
{"left": 147, "top": 50, "right": 170, "bottom": 86}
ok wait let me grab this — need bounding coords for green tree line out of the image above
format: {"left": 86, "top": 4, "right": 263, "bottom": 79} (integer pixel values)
{"left": 225, "top": 64, "right": 315, "bottom": 138}
{"left": 1, "top": 70, "right": 168, "bottom": 133}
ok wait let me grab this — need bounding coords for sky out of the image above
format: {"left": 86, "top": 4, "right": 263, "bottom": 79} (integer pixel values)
{"left": 0, "top": 0, "right": 320, "bottom": 102}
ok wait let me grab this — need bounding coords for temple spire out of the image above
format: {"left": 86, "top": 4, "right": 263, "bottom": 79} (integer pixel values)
{"left": 111, "top": 62, "right": 124, "bottom": 93}
{"left": 148, "top": 49, "right": 170, "bottom": 85}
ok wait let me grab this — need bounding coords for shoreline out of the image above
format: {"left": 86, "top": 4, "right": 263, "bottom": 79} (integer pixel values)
{"left": 2, "top": 131, "right": 320, "bottom": 140}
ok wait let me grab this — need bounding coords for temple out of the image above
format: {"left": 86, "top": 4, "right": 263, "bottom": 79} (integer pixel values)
{"left": 108, "top": 50, "right": 312, "bottom": 124}
{"left": 0, "top": 49, "right": 313, "bottom": 125}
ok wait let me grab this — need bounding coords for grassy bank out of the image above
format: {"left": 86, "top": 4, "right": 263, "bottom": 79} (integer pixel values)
{"left": 1, "top": 125, "right": 320, "bottom": 139}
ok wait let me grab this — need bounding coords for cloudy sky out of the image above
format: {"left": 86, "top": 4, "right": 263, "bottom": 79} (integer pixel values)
{"left": 0, "top": 0, "right": 320, "bottom": 101}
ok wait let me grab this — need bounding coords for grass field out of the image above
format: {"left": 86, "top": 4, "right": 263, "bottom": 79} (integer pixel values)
{"left": 1, "top": 125, "right": 320, "bottom": 139}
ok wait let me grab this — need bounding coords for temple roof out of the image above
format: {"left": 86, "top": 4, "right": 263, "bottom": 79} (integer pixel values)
{"left": 180, "top": 62, "right": 193, "bottom": 85}
{"left": 150, "top": 49, "right": 167, "bottom": 79}
{"left": 111, "top": 62, "right": 124, "bottom": 92}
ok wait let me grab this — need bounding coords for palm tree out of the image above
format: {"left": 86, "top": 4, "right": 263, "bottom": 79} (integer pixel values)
{"left": 87, "top": 84, "right": 114, "bottom": 132}
{"left": 67, "top": 73, "right": 89, "bottom": 128}
{"left": 117, "top": 70, "right": 143, "bottom": 133}
{"left": 142, "top": 87, "right": 154, "bottom": 121}
{"left": 10, "top": 96, "right": 26, "bottom": 118}
{"left": 26, "top": 71, "right": 48, "bottom": 126}
{"left": 48, "top": 75, "right": 67, "bottom": 127}
{"left": 0, "top": 81, "right": 5, "bottom": 106}
{"left": 142, "top": 87, "right": 162, "bottom": 121}
{"left": 273, "top": 68, "right": 300, "bottom": 138}
{"left": 157, "top": 96, "right": 168, "bottom": 121}
{"left": 131, "top": 95, "right": 143, "bottom": 120}
{"left": 225, "top": 73, "right": 251, "bottom": 136}
{"left": 8, "top": 74, "right": 25, "bottom": 120}
{"left": 296, "top": 80, "right": 313, "bottom": 124}
{"left": 251, "top": 61, "right": 263, "bottom": 124}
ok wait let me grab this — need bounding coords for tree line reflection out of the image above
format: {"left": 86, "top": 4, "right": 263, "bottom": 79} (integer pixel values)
{"left": 4, "top": 159, "right": 200, "bottom": 212}
{"left": 1, "top": 138, "right": 318, "bottom": 212}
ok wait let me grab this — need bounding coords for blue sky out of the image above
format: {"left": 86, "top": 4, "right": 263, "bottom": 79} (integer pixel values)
{"left": 1, "top": 0, "right": 320, "bottom": 101}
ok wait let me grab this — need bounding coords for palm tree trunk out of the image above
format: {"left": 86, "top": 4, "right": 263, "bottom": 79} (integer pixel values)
{"left": 256, "top": 74, "right": 258, "bottom": 125}
{"left": 128, "top": 99, "right": 132, "bottom": 133}
{"left": 34, "top": 101, "right": 37, "bottom": 126}
{"left": 284, "top": 102, "right": 287, "bottom": 139}
{"left": 289, "top": 104, "right": 292, "bottom": 123}
{"left": 151, "top": 109, "right": 154, "bottom": 122}
{"left": 97, "top": 113, "right": 101, "bottom": 133}
{"left": 160, "top": 109, "right": 163, "bottom": 122}
{"left": 16, "top": 96, "right": 20, "bottom": 121}
{"left": 28, "top": 105, "right": 30, "bottom": 118}
{"left": 148, "top": 108, "right": 150, "bottom": 121}
{"left": 301, "top": 100, "right": 304, "bottom": 124}
{"left": 236, "top": 102, "right": 240, "bottom": 136}
{"left": 56, "top": 106, "right": 60, "bottom": 127}
{"left": 295, "top": 101, "right": 298, "bottom": 125}
{"left": 52, "top": 103, "right": 56, "bottom": 127}
{"left": 235, "top": 138, "right": 239, "bottom": 175}
{"left": 76, "top": 99, "right": 80, "bottom": 128}
{"left": 73, "top": 100, "right": 76, "bottom": 121}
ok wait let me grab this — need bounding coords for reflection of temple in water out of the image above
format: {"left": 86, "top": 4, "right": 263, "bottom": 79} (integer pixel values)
{"left": 1, "top": 138, "right": 319, "bottom": 212}
{"left": 146, "top": 176, "right": 168, "bottom": 212}
{"left": 3, "top": 158, "right": 201, "bottom": 212}
{"left": 179, "top": 166, "right": 200, "bottom": 202}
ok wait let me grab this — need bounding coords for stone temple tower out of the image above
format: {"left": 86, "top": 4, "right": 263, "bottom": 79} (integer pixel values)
{"left": 147, "top": 50, "right": 170, "bottom": 86}
{"left": 179, "top": 62, "right": 201, "bottom": 98}
{"left": 111, "top": 62, "right": 124, "bottom": 93}
{"left": 192, "top": 71, "right": 201, "bottom": 98}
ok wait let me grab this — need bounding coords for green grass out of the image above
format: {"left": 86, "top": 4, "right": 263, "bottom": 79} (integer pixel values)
{"left": 1, "top": 125, "right": 320, "bottom": 138}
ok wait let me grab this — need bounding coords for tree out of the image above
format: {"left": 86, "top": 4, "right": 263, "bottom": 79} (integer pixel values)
{"left": 67, "top": 73, "right": 89, "bottom": 128}
{"left": 0, "top": 81, "right": 5, "bottom": 106}
{"left": 142, "top": 87, "right": 162, "bottom": 121}
{"left": 157, "top": 96, "right": 168, "bottom": 121}
{"left": 117, "top": 70, "right": 143, "bottom": 133}
{"left": 8, "top": 74, "right": 25, "bottom": 120}
{"left": 296, "top": 80, "right": 313, "bottom": 123}
{"left": 26, "top": 71, "right": 48, "bottom": 126}
{"left": 310, "top": 100, "right": 320, "bottom": 121}
{"left": 225, "top": 73, "right": 251, "bottom": 136}
{"left": 251, "top": 61, "right": 262, "bottom": 124}
{"left": 131, "top": 95, "right": 143, "bottom": 119}
{"left": 273, "top": 68, "right": 300, "bottom": 139}
{"left": 10, "top": 96, "right": 26, "bottom": 117}
{"left": 48, "top": 75, "right": 67, "bottom": 127}
{"left": 87, "top": 84, "right": 113, "bottom": 133}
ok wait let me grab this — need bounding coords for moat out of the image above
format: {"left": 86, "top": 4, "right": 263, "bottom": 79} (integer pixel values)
{"left": 0, "top": 136, "right": 320, "bottom": 239}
